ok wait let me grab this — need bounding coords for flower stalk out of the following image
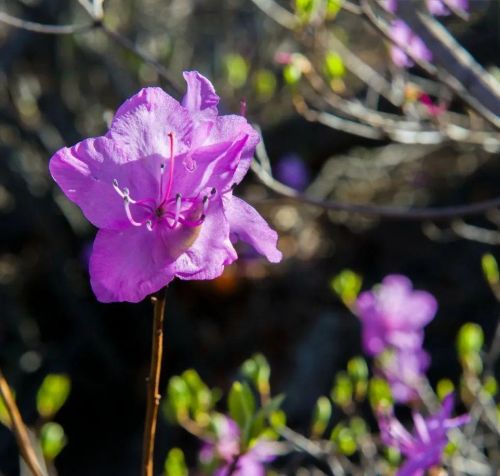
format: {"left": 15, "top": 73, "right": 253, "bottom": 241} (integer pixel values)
{"left": 141, "top": 289, "right": 167, "bottom": 476}
{"left": 0, "top": 369, "right": 45, "bottom": 476}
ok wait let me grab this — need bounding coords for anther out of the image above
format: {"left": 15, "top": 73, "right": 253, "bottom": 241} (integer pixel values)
{"left": 202, "top": 195, "right": 209, "bottom": 213}
{"left": 146, "top": 220, "right": 153, "bottom": 231}
{"left": 210, "top": 187, "right": 216, "bottom": 195}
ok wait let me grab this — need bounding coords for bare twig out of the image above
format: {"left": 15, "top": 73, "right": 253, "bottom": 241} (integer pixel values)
{"left": 142, "top": 289, "right": 167, "bottom": 476}
{"left": 0, "top": 370, "right": 45, "bottom": 476}
{"left": 0, "top": 11, "right": 96, "bottom": 35}
{"left": 252, "top": 141, "right": 500, "bottom": 221}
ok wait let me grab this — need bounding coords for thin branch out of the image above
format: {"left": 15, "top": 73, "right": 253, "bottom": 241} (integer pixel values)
{"left": 99, "top": 25, "right": 183, "bottom": 95}
{"left": 252, "top": 145, "right": 500, "bottom": 221}
{"left": 0, "top": 369, "right": 45, "bottom": 476}
{"left": 142, "top": 289, "right": 167, "bottom": 476}
{"left": 0, "top": 11, "right": 96, "bottom": 35}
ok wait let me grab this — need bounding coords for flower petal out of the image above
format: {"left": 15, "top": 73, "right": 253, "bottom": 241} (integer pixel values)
{"left": 89, "top": 224, "right": 180, "bottom": 303}
{"left": 109, "top": 87, "right": 193, "bottom": 157}
{"left": 206, "top": 115, "right": 260, "bottom": 184}
{"left": 50, "top": 137, "right": 160, "bottom": 229}
{"left": 224, "top": 196, "right": 282, "bottom": 263}
{"left": 173, "top": 196, "right": 237, "bottom": 280}
{"left": 182, "top": 71, "right": 219, "bottom": 114}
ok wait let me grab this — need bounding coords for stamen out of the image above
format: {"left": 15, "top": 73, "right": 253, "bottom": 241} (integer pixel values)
{"left": 165, "top": 132, "right": 175, "bottom": 201}
{"left": 202, "top": 195, "right": 209, "bottom": 213}
{"left": 123, "top": 197, "right": 145, "bottom": 227}
{"left": 174, "top": 193, "right": 182, "bottom": 224}
{"left": 146, "top": 220, "right": 154, "bottom": 231}
{"left": 179, "top": 215, "right": 205, "bottom": 228}
{"left": 210, "top": 187, "right": 216, "bottom": 195}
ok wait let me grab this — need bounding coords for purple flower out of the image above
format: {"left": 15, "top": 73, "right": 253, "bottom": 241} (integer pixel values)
{"left": 390, "top": 20, "right": 432, "bottom": 68}
{"left": 49, "top": 71, "right": 282, "bottom": 302}
{"left": 201, "top": 417, "right": 276, "bottom": 476}
{"left": 379, "top": 349, "right": 430, "bottom": 403}
{"left": 378, "top": 394, "right": 470, "bottom": 476}
{"left": 427, "top": 0, "right": 469, "bottom": 16}
{"left": 355, "top": 275, "right": 437, "bottom": 356}
{"left": 384, "top": 0, "right": 398, "bottom": 12}
{"left": 274, "top": 153, "right": 310, "bottom": 191}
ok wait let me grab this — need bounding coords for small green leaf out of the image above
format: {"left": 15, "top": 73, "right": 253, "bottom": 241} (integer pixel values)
{"left": 224, "top": 54, "right": 248, "bottom": 89}
{"left": 331, "top": 372, "right": 352, "bottom": 408}
{"left": 0, "top": 390, "right": 13, "bottom": 428}
{"left": 295, "top": 0, "right": 316, "bottom": 21}
{"left": 164, "top": 448, "right": 188, "bottom": 476}
{"left": 324, "top": 52, "right": 345, "bottom": 79}
{"left": 40, "top": 422, "right": 66, "bottom": 461}
{"left": 331, "top": 270, "right": 362, "bottom": 307}
{"left": 483, "top": 375, "right": 498, "bottom": 397}
{"left": 254, "top": 70, "right": 277, "bottom": 102}
{"left": 349, "top": 416, "right": 367, "bottom": 438}
{"left": 269, "top": 409, "right": 286, "bottom": 430}
{"left": 283, "top": 64, "right": 302, "bottom": 86}
{"left": 457, "top": 323, "right": 484, "bottom": 356}
{"left": 165, "top": 376, "right": 191, "bottom": 422}
{"left": 368, "top": 377, "right": 393, "bottom": 411}
{"left": 384, "top": 446, "right": 401, "bottom": 466}
{"left": 482, "top": 254, "right": 499, "bottom": 286}
{"left": 311, "top": 396, "right": 332, "bottom": 437}
{"left": 326, "top": 0, "right": 344, "bottom": 18}
{"left": 436, "top": 379, "right": 455, "bottom": 401}
{"left": 228, "top": 381, "right": 255, "bottom": 447}
{"left": 330, "top": 423, "right": 356, "bottom": 455}
{"left": 36, "top": 374, "right": 71, "bottom": 419}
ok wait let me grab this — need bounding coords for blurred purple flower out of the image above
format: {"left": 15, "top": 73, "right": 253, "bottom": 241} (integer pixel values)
{"left": 50, "top": 71, "right": 281, "bottom": 303}
{"left": 380, "top": 349, "right": 430, "bottom": 403}
{"left": 427, "top": 0, "right": 469, "bottom": 15}
{"left": 274, "top": 153, "right": 310, "bottom": 191}
{"left": 355, "top": 275, "right": 437, "bottom": 356}
{"left": 378, "top": 394, "right": 469, "bottom": 476}
{"left": 384, "top": 0, "right": 398, "bottom": 12}
{"left": 201, "top": 417, "right": 276, "bottom": 476}
{"left": 390, "top": 20, "right": 432, "bottom": 68}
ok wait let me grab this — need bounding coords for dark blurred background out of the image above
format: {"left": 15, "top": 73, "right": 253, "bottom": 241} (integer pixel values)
{"left": 0, "top": 0, "right": 499, "bottom": 474}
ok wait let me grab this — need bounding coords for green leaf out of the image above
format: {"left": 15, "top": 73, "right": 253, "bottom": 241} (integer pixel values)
{"left": 228, "top": 381, "right": 255, "bottom": 448}
{"left": 482, "top": 254, "right": 499, "bottom": 286}
{"left": 483, "top": 375, "right": 498, "bottom": 397}
{"left": 254, "top": 70, "right": 277, "bottom": 102}
{"left": 457, "top": 323, "right": 484, "bottom": 356}
{"left": 241, "top": 354, "right": 271, "bottom": 398}
{"left": 324, "top": 52, "right": 345, "bottom": 79}
{"left": 165, "top": 376, "right": 191, "bottom": 422}
{"left": 164, "top": 448, "right": 188, "bottom": 476}
{"left": 331, "top": 270, "right": 362, "bottom": 307}
{"left": 36, "top": 374, "right": 71, "bottom": 419}
{"left": 295, "top": 0, "right": 316, "bottom": 20}
{"left": 349, "top": 416, "right": 367, "bottom": 438}
{"left": 182, "top": 369, "right": 213, "bottom": 418}
{"left": 368, "top": 377, "right": 393, "bottom": 411}
{"left": 0, "top": 389, "right": 13, "bottom": 428}
{"left": 311, "top": 396, "right": 332, "bottom": 437}
{"left": 326, "top": 0, "right": 344, "bottom": 18}
{"left": 269, "top": 409, "right": 286, "bottom": 430}
{"left": 330, "top": 423, "right": 356, "bottom": 455}
{"left": 40, "top": 422, "right": 66, "bottom": 461}
{"left": 436, "top": 379, "right": 455, "bottom": 401}
{"left": 224, "top": 54, "right": 248, "bottom": 89}
{"left": 283, "top": 64, "right": 302, "bottom": 86}
{"left": 331, "top": 372, "right": 352, "bottom": 408}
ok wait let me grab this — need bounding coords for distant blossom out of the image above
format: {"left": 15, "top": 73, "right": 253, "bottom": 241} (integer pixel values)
{"left": 378, "top": 393, "right": 470, "bottom": 476}
{"left": 390, "top": 20, "right": 432, "bottom": 68}
{"left": 200, "top": 417, "right": 277, "bottom": 476}
{"left": 274, "top": 153, "right": 310, "bottom": 191}
{"left": 355, "top": 275, "right": 437, "bottom": 356}
{"left": 427, "top": 0, "right": 469, "bottom": 16}
{"left": 379, "top": 349, "right": 430, "bottom": 403}
{"left": 50, "top": 71, "right": 282, "bottom": 303}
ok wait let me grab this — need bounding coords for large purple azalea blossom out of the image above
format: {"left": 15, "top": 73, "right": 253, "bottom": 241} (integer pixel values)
{"left": 390, "top": 20, "right": 432, "bottom": 68}
{"left": 379, "top": 349, "right": 430, "bottom": 403}
{"left": 200, "top": 417, "right": 276, "bottom": 476}
{"left": 355, "top": 275, "right": 437, "bottom": 356}
{"left": 378, "top": 394, "right": 470, "bottom": 476}
{"left": 50, "top": 72, "right": 282, "bottom": 302}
